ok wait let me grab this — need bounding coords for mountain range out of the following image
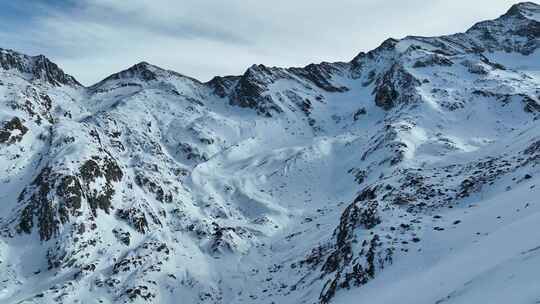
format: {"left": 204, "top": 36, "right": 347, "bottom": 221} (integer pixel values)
{"left": 0, "top": 2, "right": 539, "bottom": 304}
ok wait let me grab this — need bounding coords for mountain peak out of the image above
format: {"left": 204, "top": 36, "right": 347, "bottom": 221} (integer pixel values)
{"left": 130, "top": 61, "right": 160, "bottom": 71}
{"left": 120, "top": 61, "right": 163, "bottom": 81}
{"left": 504, "top": 1, "right": 540, "bottom": 20}
{"left": 93, "top": 61, "right": 201, "bottom": 88}
{"left": 460, "top": 2, "right": 540, "bottom": 55}
{"left": 0, "top": 48, "right": 80, "bottom": 87}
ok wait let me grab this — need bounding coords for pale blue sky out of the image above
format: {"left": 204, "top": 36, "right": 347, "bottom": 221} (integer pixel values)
{"left": 0, "top": 0, "right": 528, "bottom": 85}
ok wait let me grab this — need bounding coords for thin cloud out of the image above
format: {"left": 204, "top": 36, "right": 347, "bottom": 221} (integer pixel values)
{"left": 0, "top": 0, "right": 524, "bottom": 85}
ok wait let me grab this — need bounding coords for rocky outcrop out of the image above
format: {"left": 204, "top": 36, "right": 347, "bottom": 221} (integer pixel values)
{"left": 214, "top": 61, "right": 349, "bottom": 116}
{"left": 207, "top": 75, "right": 240, "bottom": 98}
{"left": 288, "top": 62, "right": 349, "bottom": 92}
{"left": 227, "top": 64, "right": 288, "bottom": 116}
{"left": 373, "top": 64, "right": 421, "bottom": 110}
{"left": 317, "top": 189, "right": 390, "bottom": 304}
{"left": 0, "top": 49, "right": 80, "bottom": 86}
{"left": 0, "top": 117, "right": 28, "bottom": 144}
{"left": 17, "top": 155, "right": 123, "bottom": 241}
{"left": 465, "top": 2, "right": 540, "bottom": 55}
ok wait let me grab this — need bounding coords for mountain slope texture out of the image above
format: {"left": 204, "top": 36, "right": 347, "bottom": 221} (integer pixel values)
{"left": 1, "top": 2, "right": 540, "bottom": 304}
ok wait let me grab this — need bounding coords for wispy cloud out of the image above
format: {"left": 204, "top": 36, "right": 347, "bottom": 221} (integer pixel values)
{"left": 0, "top": 0, "right": 523, "bottom": 85}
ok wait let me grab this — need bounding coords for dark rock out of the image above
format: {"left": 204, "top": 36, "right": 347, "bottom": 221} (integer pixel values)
{"left": 116, "top": 208, "right": 149, "bottom": 233}
{"left": 288, "top": 62, "right": 349, "bottom": 92}
{"left": 413, "top": 54, "right": 453, "bottom": 68}
{"left": 373, "top": 64, "right": 421, "bottom": 110}
{"left": 112, "top": 228, "right": 131, "bottom": 246}
{"left": 0, "top": 49, "right": 80, "bottom": 86}
{"left": 0, "top": 117, "right": 28, "bottom": 144}
{"left": 353, "top": 108, "right": 367, "bottom": 121}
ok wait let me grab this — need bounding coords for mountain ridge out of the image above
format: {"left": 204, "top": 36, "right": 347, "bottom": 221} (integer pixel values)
{"left": 0, "top": 2, "right": 539, "bottom": 304}
{"left": 5, "top": 2, "right": 538, "bottom": 90}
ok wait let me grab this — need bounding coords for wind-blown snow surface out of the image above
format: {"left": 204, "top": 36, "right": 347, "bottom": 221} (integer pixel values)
{"left": 1, "top": 2, "right": 540, "bottom": 304}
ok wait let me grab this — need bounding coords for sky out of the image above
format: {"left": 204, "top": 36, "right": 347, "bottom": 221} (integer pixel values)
{"left": 0, "top": 0, "right": 528, "bottom": 85}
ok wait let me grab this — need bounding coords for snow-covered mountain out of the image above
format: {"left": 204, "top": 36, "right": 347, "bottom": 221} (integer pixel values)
{"left": 1, "top": 2, "right": 539, "bottom": 304}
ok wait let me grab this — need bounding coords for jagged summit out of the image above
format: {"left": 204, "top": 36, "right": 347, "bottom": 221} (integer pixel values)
{"left": 109, "top": 61, "right": 164, "bottom": 81}
{"left": 0, "top": 48, "right": 80, "bottom": 86}
{"left": 348, "top": 1, "right": 540, "bottom": 66}
{"left": 89, "top": 61, "right": 202, "bottom": 92}
{"left": 469, "top": 1, "right": 540, "bottom": 30}
{"left": 505, "top": 1, "right": 540, "bottom": 20}
{"left": 87, "top": 1, "right": 539, "bottom": 112}
{"left": 463, "top": 2, "right": 540, "bottom": 55}
{"left": 96, "top": 61, "right": 191, "bottom": 83}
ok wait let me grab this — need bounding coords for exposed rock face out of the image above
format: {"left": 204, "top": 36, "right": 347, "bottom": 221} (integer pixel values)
{"left": 97, "top": 62, "right": 172, "bottom": 84}
{"left": 210, "top": 61, "right": 349, "bottom": 117}
{"left": 0, "top": 49, "right": 80, "bottom": 86}
{"left": 412, "top": 54, "right": 454, "bottom": 68}
{"left": 373, "top": 64, "right": 421, "bottom": 110}
{"left": 17, "top": 167, "right": 76, "bottom": 241}
{"left": 116, "top": 207, "right": 149, "bottom": 233}
{"left": 466, "top": 2, "right": 540, "bottom": 55}
{"left": 80, "top": 156, "right": 123, "bottom": 215}
{"left": 17, "top": 155, "right": 123, "bottom": 241}
{"left": 317, "top": 190, "right": 388, "bottom": 304}
{"left": 207, "top": 75, "right": 240, "bottom": 98}
{"left": 288, "top": 62, "right": 349, "bottom": 92}
{"left": 226, "top": 64, "right": 289, "bottom": 116}
{"left": 0, "top": 117, "right": 28, "bottom": 144}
